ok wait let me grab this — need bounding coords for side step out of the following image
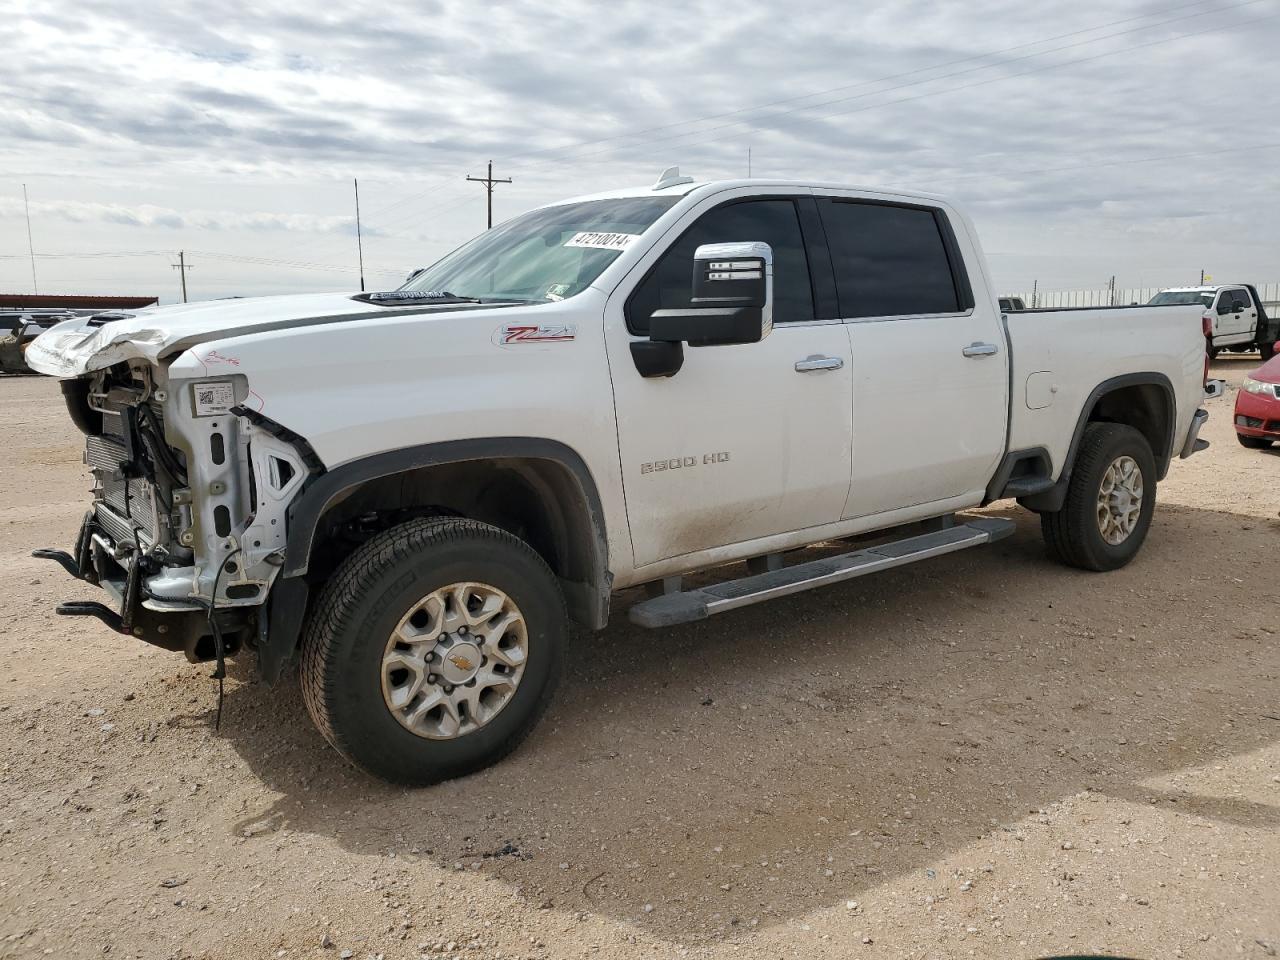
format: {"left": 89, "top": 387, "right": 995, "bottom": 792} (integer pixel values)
{"left": 628, "top": 516, "right": 1016, "bottom": 628}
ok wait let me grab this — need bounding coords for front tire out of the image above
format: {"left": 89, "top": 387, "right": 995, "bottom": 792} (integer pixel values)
{"left": 1259, "top": 340, "right": 1276, "bottom": 362}
{"left": 300, "top": 517, "right": 566, "bottom": 786}
{"left": 1041, "top": 423, "right": 1156, "bottom": 572}
{"left": 1237, "top": 433, "right": 1273, "bottom": 449}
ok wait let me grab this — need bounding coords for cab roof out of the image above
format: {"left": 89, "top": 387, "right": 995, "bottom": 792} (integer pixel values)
{"left": 558, "top": 167, "right": 949, "bottom": 207}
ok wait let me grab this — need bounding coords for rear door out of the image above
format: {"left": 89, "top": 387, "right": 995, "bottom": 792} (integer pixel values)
{"left": 816, "top": 196, "right": 1009, "bottom": 519}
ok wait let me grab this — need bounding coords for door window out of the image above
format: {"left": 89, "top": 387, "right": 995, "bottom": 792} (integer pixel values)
{"left": 626, "top": 199, "right": 814, "bottom": 334}
{"left": 820, "top": 201, "right": 964, "bottom": 319}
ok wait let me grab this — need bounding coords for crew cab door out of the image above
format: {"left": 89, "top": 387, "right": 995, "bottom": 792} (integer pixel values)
{"left": 815, "top": 195, "right": 1009, "bottom": 519}
{"left": 1214, "top": 287, "right": 1255, "bottom": 343}
{"left": 606, "top": 193, "right": 853, "bottom": 567}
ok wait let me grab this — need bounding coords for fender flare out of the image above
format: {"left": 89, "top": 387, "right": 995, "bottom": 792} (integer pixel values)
{"left": 1018, "top": 372, "right": 1175, "bottom": 513}
{"left": 259, "top": 437, "right": 610, "bottom": 685}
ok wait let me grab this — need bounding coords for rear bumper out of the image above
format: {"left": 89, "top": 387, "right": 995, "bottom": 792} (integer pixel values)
{"left": 1179, "top": 408, "right": 1210, "bottom": 459}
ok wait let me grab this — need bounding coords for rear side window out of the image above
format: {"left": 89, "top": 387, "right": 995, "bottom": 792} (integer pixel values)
{"left": 820, "top": 201, "right": 964, "bottom": 319}
{"left": 626, "top": 199, "right": 814, "bottom": 334}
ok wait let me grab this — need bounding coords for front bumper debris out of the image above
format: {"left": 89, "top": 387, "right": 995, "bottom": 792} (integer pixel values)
{"left": 33, "top": 511, "right": 233, "bottom": 661}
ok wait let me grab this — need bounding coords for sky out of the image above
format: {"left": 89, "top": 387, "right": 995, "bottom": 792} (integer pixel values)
{"left": 2, "top": 0, "right": 1278, "bottom": 304}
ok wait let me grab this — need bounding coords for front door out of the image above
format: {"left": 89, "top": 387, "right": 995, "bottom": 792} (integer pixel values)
{"left": 816, "top": 196, "right": 1009, "bottom": 519}
{"left": 606, "top": 194, "right": 853, "bottom": 567}
{"left": 1215, "top": 287, "right": 1255, "bottom": 343}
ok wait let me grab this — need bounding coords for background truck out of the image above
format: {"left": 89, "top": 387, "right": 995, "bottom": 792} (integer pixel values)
{"left": 1149, "top": 284, "right": 1277, "bottom": 360}
{"left": 27, "top": 171, "right": 1210, "bottom": 786}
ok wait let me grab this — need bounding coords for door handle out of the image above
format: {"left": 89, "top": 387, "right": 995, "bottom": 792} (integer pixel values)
{"left": 962, "top": 342, "right": 1000, "bottom": 358}
{"left": 795, "top": 355, "right": 844, "bottom": 372}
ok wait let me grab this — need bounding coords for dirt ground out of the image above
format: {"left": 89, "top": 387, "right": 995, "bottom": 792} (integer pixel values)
{"left": 1, "top": 357, "right": 1277, "bottom": 960}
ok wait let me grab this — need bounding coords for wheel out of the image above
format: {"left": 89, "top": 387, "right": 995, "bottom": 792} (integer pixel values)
{"left": 1237, "top": 433, "right": 1273, "bottom": 449}
{"left": 301, "top": 517, "right": 566, "bottom": 785}
{"left": 1260, "top": 340, "right": 1276, "bottom": 362}
{"left": 1040, "top": 423, "right": 1156, "bottom": 572}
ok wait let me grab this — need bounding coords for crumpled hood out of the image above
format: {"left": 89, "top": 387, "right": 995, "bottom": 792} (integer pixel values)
{"left": 25, "top": 291, "right": 495, "bottom": 378}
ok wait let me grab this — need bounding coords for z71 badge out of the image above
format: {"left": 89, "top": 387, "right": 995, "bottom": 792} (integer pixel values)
{"left": 498, "top": 323, "right": 577, "bottom": 344}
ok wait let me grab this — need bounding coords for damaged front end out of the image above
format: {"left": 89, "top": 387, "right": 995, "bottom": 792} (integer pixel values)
{"left": 34, "top": 360, "right": 316, "bottom": 667}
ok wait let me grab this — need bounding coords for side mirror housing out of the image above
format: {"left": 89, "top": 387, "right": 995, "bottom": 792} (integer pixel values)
{"left": 648, "top": 242, "right": 774, "bottom": 347}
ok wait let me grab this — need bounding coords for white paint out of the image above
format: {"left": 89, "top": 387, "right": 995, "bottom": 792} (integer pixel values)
{"left": 33, "top": 178, "right": 1209, "bottom": 602}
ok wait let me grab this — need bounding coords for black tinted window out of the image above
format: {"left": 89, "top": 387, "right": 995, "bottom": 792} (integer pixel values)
{"left": 821, "top": 201, "right": 961, "bottom": 318}
{"left": 627, "top": 199, "right": 813, "bottom": 333}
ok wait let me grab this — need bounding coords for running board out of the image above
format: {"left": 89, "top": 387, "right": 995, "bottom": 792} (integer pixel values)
{"left": 628, "top": 516, "right": 1016, "bottom": 628}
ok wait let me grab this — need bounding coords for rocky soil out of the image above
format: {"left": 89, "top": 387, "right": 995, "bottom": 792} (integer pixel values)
{"left": 1, "top": 357, "right": 1277, "bottom": 960}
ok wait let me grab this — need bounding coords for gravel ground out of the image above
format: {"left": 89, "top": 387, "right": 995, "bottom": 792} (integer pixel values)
{"left": 1, "top": 357, "right": 1277, "bottom": 960}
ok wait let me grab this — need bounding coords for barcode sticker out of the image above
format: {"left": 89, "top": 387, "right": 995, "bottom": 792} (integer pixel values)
{"left": 192, "top": 381, "right": 235, "bottom": 417}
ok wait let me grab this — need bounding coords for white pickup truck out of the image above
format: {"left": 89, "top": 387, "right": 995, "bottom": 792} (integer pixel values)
{"left": 28, "top": 170, "right": 1210, "bottom": 785}
{"left": 1148, "top": 284, "right": 1277, "bottom": 360}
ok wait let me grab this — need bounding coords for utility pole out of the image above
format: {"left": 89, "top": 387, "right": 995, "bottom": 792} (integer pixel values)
{"left": 466, "top": 161, "right": 511, "bottom": 229}
{"left": 22, "top": 184, "right": 38, "bottom": 294}
{"left": 1108, "top": 274, "right": 1116, "bottom": 306}
{"left": 172, "top": 250, "right": 192, "bottom": 303}
{"left": 1199, "top": 268, "right": 1205, "bottom": 285}
{"left": 353, "top": 178, "right": 366, "bottom": 292}
{"left": 748, "top": 146, "right": 752, "bottom": 177}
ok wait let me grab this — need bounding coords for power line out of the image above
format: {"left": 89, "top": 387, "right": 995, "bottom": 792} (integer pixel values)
{"left": 372, "top": 0, "right": 1271, "bottom": 234}
{"left": 362, "top": 0, "right": 1239, "bottom": 226}
{"left": 921, "top": 140, "right": 1280, "bottom": 185}
{"left": 280, "top": 0, "right": 1242, "bottom": 256}
{"left": 528, "top": 0, "right": 1275, "bottom": 168}
{"left": 492, "top": 0, "right": 1243, "bottom": 167}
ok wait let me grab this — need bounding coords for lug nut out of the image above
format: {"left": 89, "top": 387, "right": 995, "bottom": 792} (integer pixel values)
{"left": 444, "top": 685, "right": 454, "bottom": 694}
{"left": 427, "top": 674, "right": 438, "bottom": 684}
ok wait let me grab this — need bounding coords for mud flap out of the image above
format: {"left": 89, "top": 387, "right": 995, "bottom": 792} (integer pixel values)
{"left": 258, "top": 575, "right": 309, "bottom": 686}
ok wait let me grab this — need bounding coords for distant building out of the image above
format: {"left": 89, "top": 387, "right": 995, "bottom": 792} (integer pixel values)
{"left": 0, "top": 295, "right": 159, "bottom": 374}
{"left": 0, "top": 294, "right": 158, "bottom": 311}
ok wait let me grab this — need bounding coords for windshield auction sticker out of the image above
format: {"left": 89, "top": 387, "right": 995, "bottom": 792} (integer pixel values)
{"left": 563, "top": 231, "right": 639, "bottom": 251}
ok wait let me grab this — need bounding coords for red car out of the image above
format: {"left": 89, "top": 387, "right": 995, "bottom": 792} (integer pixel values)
{"left": 1235, "top": 353, "right": 1280, "bottom": 449}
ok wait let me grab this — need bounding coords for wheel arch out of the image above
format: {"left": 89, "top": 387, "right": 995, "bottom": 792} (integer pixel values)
{"left": 1019, "top": 372, "right": 1175, "bottom": 513}
{"left": 260, "top": 438, "right": 611, "bottom": 685}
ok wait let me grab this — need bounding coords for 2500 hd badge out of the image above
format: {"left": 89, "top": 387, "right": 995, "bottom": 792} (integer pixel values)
{"left": 640, "top": 451, "right": 731, "bottom": 475}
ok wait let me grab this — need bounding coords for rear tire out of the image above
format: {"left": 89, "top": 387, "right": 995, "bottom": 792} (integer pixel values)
{"left": 1040, "top": 423, "right": 1156, "bottom": 572}
{"left": 300, "top": 517, "right": 566, "bottom": 786}
{"left": 1237, "top": 433, "right": 1273, "bottom": 449}
{"left": 1259, "top": 340, "right": 1276, "bottom": 362}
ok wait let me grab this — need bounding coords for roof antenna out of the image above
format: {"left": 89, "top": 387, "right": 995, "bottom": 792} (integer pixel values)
{"left": 653, "top": 166, "right": 694, "bottom": 191}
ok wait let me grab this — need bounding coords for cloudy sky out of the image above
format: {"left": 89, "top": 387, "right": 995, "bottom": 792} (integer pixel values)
{"left": 2, "top": 0, "right": 1278, "bottom": 303}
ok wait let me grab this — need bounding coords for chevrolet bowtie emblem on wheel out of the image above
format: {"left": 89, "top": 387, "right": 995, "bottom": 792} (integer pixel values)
{"left": 448, "top": 653, "right": 475, "bottom": 672}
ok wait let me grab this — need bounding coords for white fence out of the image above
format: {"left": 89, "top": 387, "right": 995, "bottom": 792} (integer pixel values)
{"left": 1004, "top": 281, "right": 1280, "bottom": 311}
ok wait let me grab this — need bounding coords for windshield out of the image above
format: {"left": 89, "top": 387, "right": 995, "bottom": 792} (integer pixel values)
{"left": 400, "top": 196, "right": 681, "bottom": 303}
{"left": 1148, "top": 290, "right": 1213, "bottom": 307}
